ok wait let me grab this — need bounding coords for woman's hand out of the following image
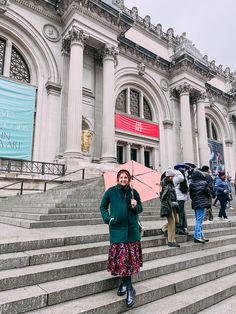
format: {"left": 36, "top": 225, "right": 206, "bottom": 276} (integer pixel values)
{"left": 131, "top": 199, "right": 137, "bottom": 208}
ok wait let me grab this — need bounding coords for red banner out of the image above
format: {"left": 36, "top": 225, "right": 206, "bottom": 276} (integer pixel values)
{"left": 115, "top": 113, "right": 159, "bottom": 138}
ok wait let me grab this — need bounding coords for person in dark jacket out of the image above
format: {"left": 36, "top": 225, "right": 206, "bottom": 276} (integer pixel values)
{"left": 100, "top": 169, "right": 143, "bottom": 308}
{"left": 189, "top": 169, "right": 211, "bottom": 243}
{"left": 215, "top": 171, "right": 230, "bottom": 221}
{"left": 160, "top": 167, "right": 180, "bottom": 248}
{"left": 201, "top": 165, "right": 215, "bottom": 222}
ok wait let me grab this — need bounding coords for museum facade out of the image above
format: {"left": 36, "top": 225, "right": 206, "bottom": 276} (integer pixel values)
{"left": 0, "top": 0, "right": 236, "bottom": 176}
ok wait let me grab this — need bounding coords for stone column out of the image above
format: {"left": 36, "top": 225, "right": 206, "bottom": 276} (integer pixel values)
{"left": 64, "top": 26, "right": 89, "bottom": 158}
{"left": 176, "top": 83, "right": 194, "bottom": 162}
{"left": 45, "top": 82, "right": 62, "bottom": 161}
{"left": 126, "top": 142, "right": 131, "bottom": 162}
{"left": 196, "top": 91, "right": 209, "bottom": 167}
{"left": 229, "top": 115, "right": 236, "bottom": 175}
{"left": 224, "top": 140, "right": 233, "bottom": 175}
{"left": 58, "top": 39, "right": 70, "bottom": 155}
{"left": 152, "top": 145, "right": 160, "bottom": 171}
{"left": 100, "top": 44, "right": 119, "bottom": 163}
{"left": 163, "top": 120, "right": 174, "bottom": 168}
{"left": 140, "top": 145, "right": 145, "bottom": 164}
{"left": 3, "top": 39, "right": 12, "bottom": 76}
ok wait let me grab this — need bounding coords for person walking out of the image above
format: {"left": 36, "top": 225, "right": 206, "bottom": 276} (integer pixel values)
{"left": 189, "top": 169, "right": 211, "bottom": 243}
{"left": 215, "top": 171, "right": 231, "bottom": 221}
{"left": 173, "top": 167, "right": 189, "bottom": 235}
{"left": 100, "top": 169, "right": 143, "bottom": 308}
{"left": 160, "top": 167, "right": 180, "bottom": 248}
{"left": 201, "top": 165, "right": 215, "bottom": 222}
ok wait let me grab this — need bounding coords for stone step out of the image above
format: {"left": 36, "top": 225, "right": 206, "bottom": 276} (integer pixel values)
{"left": 0, "top": 221, "right": 235, "bottom": 254}
{"left": 198, "top": 295, "right": 236, "bottom": 313}
{"left": 124, "top": 272, "right": 236, "bottom": 314}
{"left": 1, "top": 233, "right": 236, "bottom": 271}
{"left": 13, "top": 257, "right": 236, "bottom": 313}
{"left": 0, "top": 240, "right": 236, "bottom": 293}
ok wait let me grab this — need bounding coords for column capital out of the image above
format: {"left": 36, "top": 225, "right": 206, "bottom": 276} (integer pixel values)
{"left": 175, "top": 82, "right": 192, "bottom": 95}
{"left": 102, "top": 44, "right": 119, "bottom": 62}
{"left": 65, "top": 26, "right": 89, "bottom": 49}
{"left": 196, "top": 91, "right": 207, "bottom": 102}
{"left": 163, "top": 120, "right": 174, "bottom": 129}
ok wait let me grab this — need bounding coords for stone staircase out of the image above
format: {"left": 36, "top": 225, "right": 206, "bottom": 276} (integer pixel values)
{"left": 0, "top": 177, "right": 235, "bottom": 229}
{"left": 0, "top": 177, "right": 235, "bottom": 313}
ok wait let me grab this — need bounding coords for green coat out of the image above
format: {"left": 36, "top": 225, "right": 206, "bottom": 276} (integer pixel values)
{"left": 100, "top": 184, "right": 143, "bottom": 244}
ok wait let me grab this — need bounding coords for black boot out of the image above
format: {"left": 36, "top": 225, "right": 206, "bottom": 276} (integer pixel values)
{"left": 117, "top": 277, "right": 127, "bottom": 296}
{"left": 126, "top": 276, "right": 136, "bottom": 308}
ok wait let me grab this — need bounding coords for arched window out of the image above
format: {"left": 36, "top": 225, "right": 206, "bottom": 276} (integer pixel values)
{"left": 116, "top": 88, "right": 152, "bottom": 121}
{"left": 0, "top": 37, "right": 30, "bottom": 83}
{"left": 206, "top": 117, "right": 218, "bottom": 141}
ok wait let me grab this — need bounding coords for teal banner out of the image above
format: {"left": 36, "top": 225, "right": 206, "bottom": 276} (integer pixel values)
{"left": 0, "top": 77, "right": 36, "bottom": 160}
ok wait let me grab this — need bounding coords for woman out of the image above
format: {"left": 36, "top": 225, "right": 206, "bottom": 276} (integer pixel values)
{"left": 189, "top": 169, "right": 211, "bottom": 243}
{"left": 215, "top": 171, "right": 230, "bottom": 221}
{"left": 160, "top": 167, "right": 180, "bottom": 248}
{"left": 173, "top": 168, "right": 189, "bottom": 235}
{"left": 100, "top": 169, "right": 143, "bottom": 308}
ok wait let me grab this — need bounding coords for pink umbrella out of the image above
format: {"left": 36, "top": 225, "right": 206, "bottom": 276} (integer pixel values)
{"left": 103, "top": 160, "right": 161, "bottom": 202}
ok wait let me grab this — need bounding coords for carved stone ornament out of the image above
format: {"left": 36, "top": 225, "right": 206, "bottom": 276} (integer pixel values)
{"left": 160, "top": 79, "right": 169, "bottom": 92}
{"left": 222, "top": 107, "right": 228, "bottom": 117}
{"left": 175, "top": 82, "right": 192, "bottom": 95}
{"left": 68, "top": 26, "right": 89, "bottom": 45}
{"left": 137, "top": 62, "right": 145, "bottom": 76}
{"left": 143, "top": 15, "right": 151, "bottom": 28}
{"left": 130, "top": 6, "right": 138, "bottom": 19}
{"left": 163, "top": 120, "right": 174, "bottom": 129}
{"left": 102, "top": 44, "right": 119, "bottom": 60}
{"left": 43, "top": 24, "right": 60, "bottom": 42}
{"left": 196, "top": 91, "right": 206, "bottom": 102}
{"left": 0, "top": 0, "right": 9, "bottom": 13}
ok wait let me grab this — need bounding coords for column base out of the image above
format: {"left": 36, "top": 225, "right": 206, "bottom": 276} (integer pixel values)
{"left": 100, "top": 156, "right": 117, "bottom": 164}
{"left": 64, "top": 151, "right": 83, "bottom": 159}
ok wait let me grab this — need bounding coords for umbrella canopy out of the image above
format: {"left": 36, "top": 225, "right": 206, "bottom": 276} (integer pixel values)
{"left": 174, "top": 163, "right": 190, "bottom": 170}
{"left": 184, "top": 162, "right": 197, "bottom": 169}
{"left": 103, "top": 160, "right": 161, "bottom": 202}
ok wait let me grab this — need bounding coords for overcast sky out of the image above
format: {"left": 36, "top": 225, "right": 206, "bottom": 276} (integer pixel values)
{"left": 124, "top": 0, "right": 236, "bottom": 71}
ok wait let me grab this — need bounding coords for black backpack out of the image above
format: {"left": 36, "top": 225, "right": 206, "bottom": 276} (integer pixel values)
{"left": 179, "top": 179, "right": 189, "bottom": 194}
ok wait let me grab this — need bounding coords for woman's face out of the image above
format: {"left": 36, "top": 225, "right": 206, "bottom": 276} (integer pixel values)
{"left": 118, "top": 172, "right": 130, "bottom": 186}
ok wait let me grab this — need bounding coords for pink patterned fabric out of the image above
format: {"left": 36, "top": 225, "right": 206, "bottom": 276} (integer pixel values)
{"left": 108, "top": 241, "right": 143, "bottom": 276}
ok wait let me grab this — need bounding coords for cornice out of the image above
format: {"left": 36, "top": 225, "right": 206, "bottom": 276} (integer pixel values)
{"left": 170, "top": 53, "right": 216, "bottom": 82}
{"left": 13, "top": 0, "right": 61, "bottom": 22}
{"left": 205, "top": 83, "right": 232, "bottom": 104}
{"left": 122, "top": 5, "right": 179, "bottom": 48}
{"left": 118, "top": 36, "right": 170, "bottom": 75}
{"left": 59, "top": 0, "right": 133, "bottom": 35}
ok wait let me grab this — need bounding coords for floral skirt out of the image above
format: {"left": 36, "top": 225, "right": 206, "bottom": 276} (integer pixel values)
{"left": 107, "top": 241, "right": 143, "bottom": 277}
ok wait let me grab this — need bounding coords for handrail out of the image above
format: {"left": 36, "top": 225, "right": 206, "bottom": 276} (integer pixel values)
{"left": 44, "top": 168, "right": 85, "bottom": 192}
{"left": 0, "top": 180, "right": 24, "bottom": 195}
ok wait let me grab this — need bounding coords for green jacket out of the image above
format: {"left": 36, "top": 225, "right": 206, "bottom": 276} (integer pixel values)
{"left": 100, "top": 184, "right": 143, "bottom": 244}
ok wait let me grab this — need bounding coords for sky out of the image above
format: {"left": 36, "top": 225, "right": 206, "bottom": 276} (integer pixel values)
{"left": 124, "top": 0, "right": 236, "bottom": 71}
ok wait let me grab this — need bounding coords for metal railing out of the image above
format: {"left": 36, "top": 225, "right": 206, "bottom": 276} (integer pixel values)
{"left": 0, "top": 158, "right": 65, "bottom": 176}
{"left": 0, "top": 180, "right": 24, "bottom": 195}
{"left": 44, "top": 168, "right": 85, "bottom": 192}
{"left": 0, "top": 168, "right": 85, "bottom": 196}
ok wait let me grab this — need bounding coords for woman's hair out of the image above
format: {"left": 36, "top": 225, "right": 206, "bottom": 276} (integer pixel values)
{"left": 117, "top": 169, "right": 131, "bottom": 181}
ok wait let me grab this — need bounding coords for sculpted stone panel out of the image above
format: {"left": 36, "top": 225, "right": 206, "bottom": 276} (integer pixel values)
{"left": 43, "top": 24, "right": 60, "bottom": 42}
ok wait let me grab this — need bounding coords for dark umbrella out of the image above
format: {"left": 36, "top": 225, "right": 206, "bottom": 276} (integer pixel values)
{"left": 184, "top": 162, "right": 197, "bottom": 169}
{"left": 174, "top": 163, "right": 190, "bottom": 170}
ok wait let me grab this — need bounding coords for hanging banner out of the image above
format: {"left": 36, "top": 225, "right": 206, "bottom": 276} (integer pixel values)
{"left": 0, "top": 77, "right": 36, "bottom": 160}
{"left": 208, "top": 139, "right": 225, "bottom": 174}
{"left": 115, "top": 113, "right": 159, "bottom": 138}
